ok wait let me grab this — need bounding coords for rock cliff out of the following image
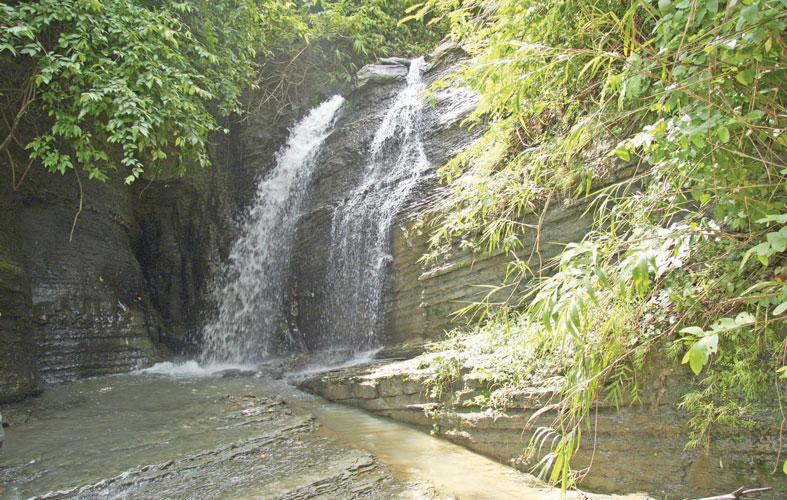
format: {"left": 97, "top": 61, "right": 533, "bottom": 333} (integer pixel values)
{"left": 0, "top": 46, "right": 602, "bottom": 401}
{"left": 0, "top": 179, "right": 38, "bottom": 401}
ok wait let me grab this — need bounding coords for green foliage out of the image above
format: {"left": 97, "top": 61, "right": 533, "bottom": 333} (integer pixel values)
{"left": 0, "top": 0, "right": 445, "bottom": 185}
{"left": 677, "top": 312, "right": 754, "bottom": 375}
{"left": 408, "top": 0, "right": 787, "bottom": 489}
{"left": 421, "top": 353, "right": 463, "bottom": 399}
{"left": 302, "top": 0, "right": 444, "bottom": 62}
{"left": 0, "top": 0, "right": 303, "bottom": 183}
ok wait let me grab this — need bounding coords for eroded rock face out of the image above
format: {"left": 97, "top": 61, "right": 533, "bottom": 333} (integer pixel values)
{"left": 0, "top": 46, "right": 600, "bottom": 396}
{"left": 356, "top": 61, "right": 410, "bottom": 88}
{"left": 16, "top": 168, "right": 161, "bottom": 383}
{"left": 1, "top": 150, "right": 167, "bottom": 396}
{"left": 0, "top": 181, "right": 39, "bottom": 402}
{"left": 288, "top": 46, "right": 604, "bottom": 349}
{"left": 0, "top": 59, "right": 347, "bottom": 396}
{"left": 389, "top": 203, "right": 596, "bottom": 344}
{"left": 133, "top": 177, "right": 230, "bottom": 354}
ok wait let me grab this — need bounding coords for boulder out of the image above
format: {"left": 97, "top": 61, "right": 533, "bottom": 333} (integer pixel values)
{"left": 356, "top": 63, "right": 409, "bottom": 88}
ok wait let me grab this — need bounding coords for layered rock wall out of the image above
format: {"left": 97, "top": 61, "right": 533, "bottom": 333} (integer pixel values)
{"left": 287, "top": 48, "right": 604, "bottom": 348}
{"left": 389, "top": 203, "right": 595, "bottom": 344}
{"left": 0, "top": 181, "right": 39, "bottom": 401}
{"left": 13, "top": 167, "right": 162, "bottom": 385}
{"left": 299, "top": 360, "right": 787, "bottom": 499}
{"left": 290, "top": 49, "right": 565, "bottom": 349}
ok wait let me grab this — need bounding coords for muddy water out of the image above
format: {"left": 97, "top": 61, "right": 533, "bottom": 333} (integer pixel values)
{"left": 0, "top": 365, "right": 635, "bottom": 500}
{"left": 294, "top": 399, "right": 565, "bottom": 500}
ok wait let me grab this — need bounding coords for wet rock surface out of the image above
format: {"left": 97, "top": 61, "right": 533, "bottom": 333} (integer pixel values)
{"left": 290, "top": 47, "right": 486, "bottom": 350}
{"left": 289, "top": 45, "right": 611, "bottom": 350}
{"left": 0, "top": 181, "right": 39, "bottom": 402}
{"left": 0, "top": 45, "right": 595, "bottom": 396}
{"left": 4, "top": 368, "right": 661, "bottom": 500}
{"left": 0, "top": 56, "right": 347, "bottom": 396}
{"left": 356, "top": 62, "right": 410, "bottom": 87}
{"left": 0, "top": 373, "right": 440, "bottom": 500}
{"left": 16, "top": 168, "right": 162, "bottom": 385}
{"left": 32, "top": 412, "right": 427, "bottom": 500}
{"left": 298, "top": 357, "right": 787, "bottom": 500}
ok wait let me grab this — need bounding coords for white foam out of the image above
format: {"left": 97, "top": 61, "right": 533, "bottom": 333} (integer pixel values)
{"left": 288, "top": 348, "right": 382, "bottom": 380}
{"left": 136, "top": 360, "right": 256, "bottom": 378}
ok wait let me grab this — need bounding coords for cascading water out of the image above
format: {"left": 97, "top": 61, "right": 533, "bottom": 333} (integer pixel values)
{"left": 323, "top": 57, "right": 430, "bottom": 349}
{"left": 201, "top": 95, "right": 345, "bottom": 363}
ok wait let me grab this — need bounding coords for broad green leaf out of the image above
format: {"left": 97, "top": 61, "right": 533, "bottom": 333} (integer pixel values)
{"left": 717, "top": 126, "right": 730, "bottom": 143}
{"left": 736, "top": 69, "right": 754, "bottom": 85}
{"left": 734, "top": 312, "right": 755, "bottom": 325}
{"left": 680, "top": 326, "right": 705, "bottom": 336}
{"left": 615, "top": 147, "right": 631, "bottom": 162}
{"left": 743, "top": 110, "right": 765, "bottom": 122}
{"left": 714, "top": 317, "right": 738, "bottom": 330}
{"left": 686, "top": 334, "right": 718, "bottom": 375}
{"left": 774, "top": 302, "right": 787, "bottom": 315}
{"left": 740, "top": 4, "right": 758, "bottom": 23}
{"left": 757, "top": 214, "right": 787, "bottom": 225}
{"left": 767, "top": 232, "right": 787, "bottom": 252}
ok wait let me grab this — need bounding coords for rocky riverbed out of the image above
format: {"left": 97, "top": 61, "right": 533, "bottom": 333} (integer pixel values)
{"left": 0, "top": 368, "right": 428, "bottom": 499}
{"left": 1, "top": 363, "right": 653, "bottom": 500}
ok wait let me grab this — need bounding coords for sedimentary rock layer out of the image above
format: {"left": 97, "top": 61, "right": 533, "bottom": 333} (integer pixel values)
{"left": 299, "top": 358, "right": 787, "bottom": 500}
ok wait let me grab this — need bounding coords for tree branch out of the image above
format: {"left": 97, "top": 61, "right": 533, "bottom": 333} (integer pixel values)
{"left": 69, "top": 166, "right": 83, "bottom": 243}
{"left": 0, "top": 75, "right": 37, "bottom": 156}
{"left": 6, "top": 148, "right": 34, "bottom": 190}
{"left": 693, "top": 486, "right": 772, "bottom": 500}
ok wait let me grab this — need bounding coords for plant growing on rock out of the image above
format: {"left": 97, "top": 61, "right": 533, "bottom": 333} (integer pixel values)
{"left": 408, "top": 0, "right": 787, "bottom": 491}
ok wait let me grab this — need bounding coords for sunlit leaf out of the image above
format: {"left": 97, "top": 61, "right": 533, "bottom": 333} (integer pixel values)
{"left": 615, "top": 147, "right": 631, "bottom": 162}
{"left": 687, "top": 334, "right": 718, "bottom": 375}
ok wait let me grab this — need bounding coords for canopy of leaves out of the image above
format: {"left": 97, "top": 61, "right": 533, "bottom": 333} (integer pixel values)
{"left": 409, "top": 0, "right": 787, "bottom": 488}
{"left": 0, "top": 0, "right": 444, "bottom": 185}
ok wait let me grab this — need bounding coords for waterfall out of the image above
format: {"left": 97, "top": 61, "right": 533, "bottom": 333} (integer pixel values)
{"left": 324, "top": 57, "right": 430, "bottom": 349}
{"left": 201, "top": 95, "right": 345, "bottom": 363}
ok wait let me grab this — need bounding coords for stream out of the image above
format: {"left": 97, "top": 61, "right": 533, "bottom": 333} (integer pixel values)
{"left": 0, "top": 362, "right": 612, "bottom": 500}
